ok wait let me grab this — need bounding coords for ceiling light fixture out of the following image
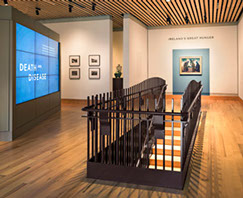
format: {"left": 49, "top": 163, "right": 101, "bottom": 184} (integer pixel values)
{"left": 166, "top": 0, "right": 171, "bottom": 2}
{"left": 35, "top": 7, "right": 41, "bottom": 16}
{"left": 69, "top": 4, "right": 73, "bottom": 13}
{"left": 185, "top": 15, "right": 189, "bottom": 24}
{"left": 92, "top": 2, "right": 96, "bottom": 11}
{"left": 167, "top": 16, "right": 171, "bottom": 25}
{"left": 4, "top": 0, "right": 8, "bottom": 6}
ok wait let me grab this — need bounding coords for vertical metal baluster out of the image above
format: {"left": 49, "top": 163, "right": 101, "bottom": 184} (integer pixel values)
{"left": 123, "top": 93, "right": 126, "bottom": 166}
{"left": 180, "top": 98, "right": 184, "bottom": 171}
{"left": 101, "top": 94, "right": 104, "bottom": 164}
{"left": 155, "top": 138, "right": 157, "bottom": 170}
{"left": 112, "top": 91, "right": 115, "bottom": 164}
{"left": 171, "top": 98, "right": 174, "bottom": 171}
{"left": 99, "top": 94, "right": 102, "bottom": 156}
{"left": 116, "top": 92, "right": 119, "bottom": 165}
{"left": 91, "top": 96, "right": 94, "bottom": 158}
{"left": 87, "top": 96, "right": 90, "bottom": 162}
{"left": 95, "top": 95, "right": 98, "bottom": 162}
{"left": 146, "top": 98, "right": 149, "bottom": 168}
{"left": 131, "top": 98, "right": 134, "bottom": 166}
{"left": 138, "top": 91, "right": 141, "bottom": 158}
{"left": 155, "top": 98, "right": 157, "bottom": 170}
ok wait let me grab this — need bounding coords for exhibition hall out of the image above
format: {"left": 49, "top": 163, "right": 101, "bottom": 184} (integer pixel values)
{"left": 0, "top": 0, "right": 243, "bottom": 197}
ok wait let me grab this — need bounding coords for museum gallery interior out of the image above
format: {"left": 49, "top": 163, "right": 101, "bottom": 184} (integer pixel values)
{"left": 0, "top": 0, "right": 243, "bottom": 197}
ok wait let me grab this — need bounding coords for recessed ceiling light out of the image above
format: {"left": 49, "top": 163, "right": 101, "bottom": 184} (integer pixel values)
{"left": 166, "top": 0, "right": 171, "bottom": 2}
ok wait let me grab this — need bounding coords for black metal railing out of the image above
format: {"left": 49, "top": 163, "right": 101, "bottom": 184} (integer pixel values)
{"left": 82, "top": 77, "right": 202, "bottom": 189}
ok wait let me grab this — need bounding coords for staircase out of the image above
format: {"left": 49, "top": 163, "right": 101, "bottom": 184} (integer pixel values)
{"left": 149, "top": 115, "right": 181, "bottom": 172}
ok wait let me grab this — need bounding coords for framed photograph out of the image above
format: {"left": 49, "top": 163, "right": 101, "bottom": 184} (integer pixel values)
{"left": 89, "top": 68, "right": 100, "bottom": 79}
{"left": 180, "top": 56, "right": 202, "bottom": 75}
{"left": 69, "top": 55, "right": 80, "bottom": 67}
{"left": 69, "top": 68, "right": 80, "bottom": 79}
{"left": 89, "top": 55, "right": 100, "bottom": 66}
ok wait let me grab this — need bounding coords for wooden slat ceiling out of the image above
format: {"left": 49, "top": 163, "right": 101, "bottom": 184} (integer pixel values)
{"left": 4, "top": 0, "right": 243, "bottom": 28}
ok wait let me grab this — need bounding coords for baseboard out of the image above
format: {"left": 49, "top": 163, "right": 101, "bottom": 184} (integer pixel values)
{"left": 61, "top": 99, "right": 87, "bottom": 104}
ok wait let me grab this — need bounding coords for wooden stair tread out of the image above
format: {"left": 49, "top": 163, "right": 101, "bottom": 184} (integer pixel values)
{"left": 152, "top": 148, "right": 181, "bottom": 156}
{"left": 152, "top": 144, "right": 181, "bottom": 151}
{"left": 149, "top": 159, "right": 181, "bottom": 168}
{"left": 150, "top": 154, "right": 180, "bottom": 161}
{"left": 157, "top": 139, "right": 181, "bottom": 146}
{"left": 165, "top": 127, "right": 181, "bottom": 131}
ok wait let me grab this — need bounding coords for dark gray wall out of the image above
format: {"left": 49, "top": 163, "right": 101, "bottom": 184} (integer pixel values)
{"left": 0, "top": 6, "right": 61, "bottom": 141}
{"left": 0, "top": 20, "right": 12, "bottom": 141}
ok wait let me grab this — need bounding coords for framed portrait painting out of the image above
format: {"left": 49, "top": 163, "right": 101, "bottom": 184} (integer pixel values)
{"left": 180, "top": 56, "right": 202, "bottom": 75}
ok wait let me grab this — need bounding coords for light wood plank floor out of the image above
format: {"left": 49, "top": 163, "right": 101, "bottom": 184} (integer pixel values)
{"left": 0, "top": 96, "right": 243, "bottom": 198}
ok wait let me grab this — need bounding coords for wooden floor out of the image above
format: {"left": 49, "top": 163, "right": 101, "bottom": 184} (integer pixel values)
{"left": 0, "top": 96, "right": 243, "bottom": 198}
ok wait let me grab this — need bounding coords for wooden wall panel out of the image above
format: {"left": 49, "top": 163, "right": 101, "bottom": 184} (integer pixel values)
{"left": 4, "top": 1, "right": 243, "bottom": 28}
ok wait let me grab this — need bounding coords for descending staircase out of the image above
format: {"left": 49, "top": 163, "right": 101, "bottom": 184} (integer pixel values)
{"left": 149, "top": 115, "right": 182, "bottom": 172}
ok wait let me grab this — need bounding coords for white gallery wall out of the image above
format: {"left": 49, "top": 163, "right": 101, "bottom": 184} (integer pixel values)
{"left": 43, "top": 17, "right": 112, "bottom": 99}
{"left": 239, "top": 16, "right": 243, "bottom": 100}
{"left": 123, "top": 14, "right": 148, "bottom": 88}
{"left": 113, "top": 31, "right": 123, "bottom": 77}
{"left": 148, "top": 25, "right": 238, "bottom": 94}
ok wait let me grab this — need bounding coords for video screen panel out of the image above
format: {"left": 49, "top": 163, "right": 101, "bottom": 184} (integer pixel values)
{"left": 16, "top": 23, "right": 59, "bottom": 104}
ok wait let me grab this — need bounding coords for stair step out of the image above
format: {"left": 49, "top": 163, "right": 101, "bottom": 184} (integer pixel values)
{"left": 149, "top": 159, "right": 181, "bottom": 168}
{"left": 165, "top": 136, "right": 181, "bottom": 140}
{"left": 149, "top": 165, "right": 181, "bottom": 172}
{"left": 157, "top": 139, "right": 181, "bottom": 146}
{"left": 165, "top": 115, "right": 181, "bottom": 121}
{"left": 165, "top": 122, "right": 181, "bottom": 127}
{"left": 152, "top": 148, "right": 181, "bottom": 156}
{"left": 149, "top": 154, "right": 181, "bottom": 168}
{"left": 152, "top": 144, "right": 181, "bottom": 151}
{"left": 165, "top": 130, "right": 181, "bottom": 136}
{"left": 150, "top": 154, "right": 181, "bottom": 162}
{"left": 165, "top": 127, "right": 181, "bottom": 131}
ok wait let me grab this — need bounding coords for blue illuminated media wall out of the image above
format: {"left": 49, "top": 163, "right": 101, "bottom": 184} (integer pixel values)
{"left": 16, "top": 23, "right": 60, "bottom": 105}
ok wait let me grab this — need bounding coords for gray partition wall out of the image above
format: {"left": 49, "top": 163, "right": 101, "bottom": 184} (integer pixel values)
{"left": 0, "top": 6, "right": 61, "bottom": 141}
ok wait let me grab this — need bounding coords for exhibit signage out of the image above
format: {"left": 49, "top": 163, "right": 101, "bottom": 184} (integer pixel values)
{"left": 16, "top": 23, "right": 60, "bottom": 104}
{"left": 168, "top": 36, "right": 214, "bottom": 41}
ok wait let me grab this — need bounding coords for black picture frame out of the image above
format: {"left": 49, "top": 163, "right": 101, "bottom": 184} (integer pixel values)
{"left": 89, "top": 55, "right": 100, "bottom": 66}
{"left": 89, "top": 68, "right": 100, "bottom": 79}
{"left": 69, "top": 55, "right": 80, "bottom": 67}
{"left": 69, "top": 68, "right": 80, "bottom": 79}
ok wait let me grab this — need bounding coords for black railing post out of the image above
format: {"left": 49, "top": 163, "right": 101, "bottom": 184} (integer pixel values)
{"left": 138, "top": 91, "right": 142, "bottom": 158}
{"left": 91, "top": 95, "right": 94, "bottom": 158}
{"left": 180, "top": 97, "right": 184, "bottom": 171}
{"left": 146, "top": 98, "right": 150, "bottom": 168}
{"left": 116, "top": 93, "right": 120, "bottom": 165}
{"left": 99, "top": 94, "right": 102, "bottom": 156}
{"left": 171, "top": 98, "right": 174, "bottom": 171}
{"left": 95, "top": 95, "right": 98, "bottom": 162}
{"left": 87, "top": 96, "right": 90, "bottom": 162}
{"left": 131, "top": 98, "right": 134, "bottom": 166}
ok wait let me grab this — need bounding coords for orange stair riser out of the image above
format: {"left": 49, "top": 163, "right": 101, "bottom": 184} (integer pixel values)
{"left": 165, "top": 130, "right": 180, "bottom": 136}
{"left": 150, "top": 159, "right": 181, "bottom": 168}
{"left": 165, "top": 116, "right": 181, "bottom": 121}
{"left": 157, "top": 139, "right": 181, "bottom": 146}
{"left": 152, "top": 149, "right": 181, "bottom": 156}
{"left": 165, "top": 122, "right": 181, "bottom": 127}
